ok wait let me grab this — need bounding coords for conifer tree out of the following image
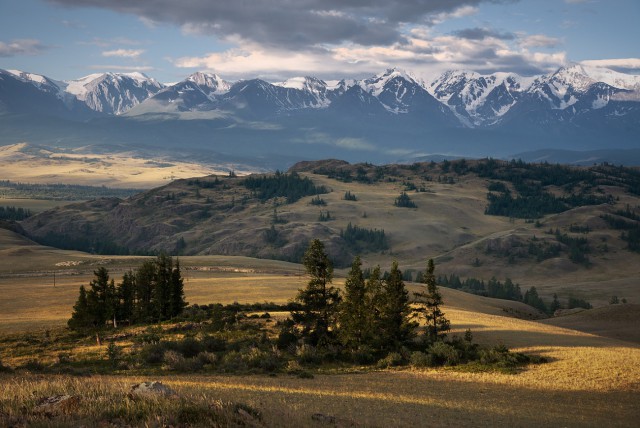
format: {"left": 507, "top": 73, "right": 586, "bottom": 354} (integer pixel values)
{"left": 338, "top": 256, "right": 370, "bottom": 350}
{"left": 68, "top": 285, "right": 91, "bottom": 331}
{"left": 153, "top": 253, "right": 172, "bottom": 320}
{"left": 378, "top": 261, "right": 414, "bottom": 350}
{"left": 292, "top": 239, "right": 341, "bottom": 347}
{"left": 134, "top": 260, "right": 156, "bottom": 323}
{"left": 414, "top": 259, "right": 450, "bottom": 343}
{"left": 169, "top": 259, "right": 187, "bottom": 318}
{"left": 117, "top": 270, "right": 135, "bottom": 323}
{"left": 86, "top": 267, "right": 117, "bottom": 328}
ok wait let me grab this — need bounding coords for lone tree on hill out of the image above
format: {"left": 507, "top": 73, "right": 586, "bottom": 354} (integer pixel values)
{"left": 414, "top": 259, "right": 450, "bottom": 343}
{"left": 292, "top": 239, "right": 341, "bottom": 347}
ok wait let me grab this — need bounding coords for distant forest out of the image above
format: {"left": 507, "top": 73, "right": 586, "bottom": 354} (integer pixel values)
{"left": 0, "top": 180, "right": 141, "bottom": 200}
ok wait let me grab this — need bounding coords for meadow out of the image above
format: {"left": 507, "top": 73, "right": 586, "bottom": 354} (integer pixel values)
{"left": 0, "top": 228, "right": 639, "bottom": 426}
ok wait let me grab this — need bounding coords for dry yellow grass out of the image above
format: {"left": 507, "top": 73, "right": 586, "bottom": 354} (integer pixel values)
{"left": 0, "top": 142, "right": 241, "bottom": 188}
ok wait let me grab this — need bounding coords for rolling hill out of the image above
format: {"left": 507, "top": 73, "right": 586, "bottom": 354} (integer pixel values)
{"left": 13, "top": 158, "right": 640, "bottom": 308}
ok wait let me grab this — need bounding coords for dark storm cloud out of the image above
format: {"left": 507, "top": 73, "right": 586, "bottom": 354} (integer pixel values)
{"left": 47, "top": 0, "right": 513, "bottom": 49}
{"left": 452, "top": 27, "right": 515, "bottom": 40}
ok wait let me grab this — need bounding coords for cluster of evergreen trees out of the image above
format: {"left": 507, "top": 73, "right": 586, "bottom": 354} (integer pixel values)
{"left": 437, "top": 274, "right": 523, "bottom": 301}
{"left": 281, "top": 240, "right": 449, "bottom": 356}
{"left": 68, "top": 254, "right": 187, "bottom": 333}
{"left": 243, "top": 171, "right": 328, "bottom": 203}
{"left": 340, "top": 222, "right": 389, "bottom": 253}
{"left": 601, "top": 206, "right": 640, "bottom": 252}
{"left": 0, "top": 206, "right": 32, "bottom": 221}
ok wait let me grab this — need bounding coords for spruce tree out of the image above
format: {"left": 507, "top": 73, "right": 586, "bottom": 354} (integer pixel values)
{"left": 169, "top": 259, "right": 187, "bottom": 318}
{"left": 378, "top": 261, "right": 414, "bottom": 350}
{"left": 86, "top": 267, "right": 116, "bottom": 328}
{"left": 291, "top": 239, "right": 341, "bottom": 347}
{"left": 117, "top": 270, "right": 136, "bottom": 323}
{"left": 414, "top": 259, "right": 450, "bottom": 343}
{"left": 153, "top": 253, "right": 172, "bottom": 320}
{"left": 338, "top": 256, "right": 370, "bottom": 350}
{"left": 134, "top": 260, "right": 156, "bottom": 323}
{"left": 68, "top": 285, "right": 91, "bottom": 331}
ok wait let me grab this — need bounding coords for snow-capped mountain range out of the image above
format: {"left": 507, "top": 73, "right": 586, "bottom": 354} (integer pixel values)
{"left": 3, "top": 64, "right": 638, "bottom": 124}
{"left": 1, "top": 64, "right": 638, "bottom": 166}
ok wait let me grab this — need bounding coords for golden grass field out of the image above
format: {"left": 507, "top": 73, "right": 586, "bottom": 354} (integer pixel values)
{"left": 0, "top": 142, "right": 245, "bottom": 188}
{"left": 0, "top": 228, "right": 639, "bottom": 426}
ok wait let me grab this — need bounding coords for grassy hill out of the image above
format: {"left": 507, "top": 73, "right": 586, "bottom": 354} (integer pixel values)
{"left": 14, "top": 158, "right": 640, "bottom": 309}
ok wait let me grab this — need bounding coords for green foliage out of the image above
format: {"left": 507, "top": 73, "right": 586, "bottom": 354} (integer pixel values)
{"left": 414, "top": 259, "right": 450, "bottom": 343}
{"left": 0, "top": 206, "right": 32, "bottom": 221}
{"left": 377, "top": 261, "right": 415, "bottom": 350}
{"left": 106, "top": 342, "right": 123, "bottom": 367}
{"left": 394, "top": 191, "right": 417, "bottom": 208}
{"left": 317, "top": 211, "right": 332, "bottom": 222}
{"left": 568, "top": 297, "right": 592, "bottom": 309}
{"left": 340, "top": 222, "right": 389, "bottom": 253}
{"left": 309, "top": 195, "right": 326, "bottom": 206}
{"left": 68, "top": 255, "right": 187, "bottom": 331}
{"left": 523, "top": 286, "right": 547, "bottom": 313}
{"left": 437, "top": 274, "right": 522, "bottom": 301}
{"left": 343, "top": 190, "right": 357, "bottom": 201}
{"left": 0, "top": 179, "right": 140, "bottom": 200}
{"left": 291, "top": 240, "right": 341, "bottom": 347}
{"left": 476, "top": 159, "right": 614, "bottom": 219}
{"left": 264, "top": 225, "right": 286, "bottom": 247}
{"left": 243, "top": 171, "right": 328, "bottom": 203}
{"left": 338, "top": 257, "right": 372, "bottom": 351}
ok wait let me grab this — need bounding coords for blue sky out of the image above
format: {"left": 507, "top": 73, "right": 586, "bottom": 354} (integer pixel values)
{"left": 1, "top": 0, "right": 638, "bottom": 83}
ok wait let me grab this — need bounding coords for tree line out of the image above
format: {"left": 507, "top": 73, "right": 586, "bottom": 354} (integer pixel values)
{"left": 68, "top": 254, "right": 187, "bottom": 339}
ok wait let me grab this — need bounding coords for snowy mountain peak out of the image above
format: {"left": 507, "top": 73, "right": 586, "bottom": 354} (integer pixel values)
{"left": 185, "top": 72, "right": 231, "bottom": 94}
{"left": 361, "top": 68, "right": 421, "bottom": 96}
{"left": 273, "top": 76, "right": 328, "bottom": 92}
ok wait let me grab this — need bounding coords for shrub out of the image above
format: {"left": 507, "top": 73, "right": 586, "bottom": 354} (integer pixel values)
{"left": 409, "top": 351, "right": 431, "bottom": 367}
{"left": 177, "top": 336, "right": 204, "bottom": 358}
{"left": 197, "top": 351, "right": 218, "bottom": 367}
{"left": 220, "top": 351, "right": 248, "bottom": 372}
{"left": 106, "top": 342, "right": 123, "bottom": 367}
{"left": 428, "top": 341, "right": 460, "bottom": 366}
{"left": 163, "top": 350, "right": 203, "bottom": 372}
{"left": 376, "top": 352, "right": 404, "bottom": 368}
{"left": 295, "top": 344, "right": 321, "bottom": 365}
{"left": 241, "top": 347, "right": 282, "bottom": 372}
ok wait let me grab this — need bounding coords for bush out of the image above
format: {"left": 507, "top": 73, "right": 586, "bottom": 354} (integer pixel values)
{"left": 409, "top": 351, "right": 431, "bottom": 367}
{"left": 428, "top": 341, "right": 460, "bottom": 366}
{"left": 106, "top": 342, "right": 123, "bottom": 367}
{"left": 376, "top": 352, "right": 404, "bottom": 368}
{"left": 296, "top": 344, "right": 321, "bottom": 365}
{"left": 163, "top": 350, "right": 203, "bottom": 372}
{"left": 197, "top": 351, "right": 218, "bottom": 367}
{"left": 177, "top": 336, "right": 204, "bottom": 358}
{"left": 220, "top": 351, "right": 248, "bottom": 372}
{"left": 140, "top": 343, "right": 171, "bottom": 364}
{"left": 241, "top": 347, "right": 282, "bottom": 372}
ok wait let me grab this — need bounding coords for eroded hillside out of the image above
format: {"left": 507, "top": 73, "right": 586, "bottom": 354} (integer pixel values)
{"left": 19, "top": 159, "right": 640, "bottom": 305}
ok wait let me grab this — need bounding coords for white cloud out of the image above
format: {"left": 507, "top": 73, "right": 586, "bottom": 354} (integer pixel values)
{"left": 0, "top": 39, "right": 50, "bottom": 57}
{"left": 88, "top": 65, "right": 154, "bottom": 71}
{"left": 581, "top": 58, "right": 640, "bottom": 73}
{"left": 519, "top": 34, "right": 562, "bottom": 48}
{"left": 102, "top": 49, "right": 145, "bottom": 58}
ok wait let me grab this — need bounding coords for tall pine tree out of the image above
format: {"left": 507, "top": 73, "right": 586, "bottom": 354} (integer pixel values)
{"left": 291, "top": 239, "right": 341, "bottom": 347}
{"left": 68, "top": 285, "right": 91, "bottom": 331}
{"left": 169, "top": 259, "right": 187, "bottom": 318}
{"left": 378, "top": 261, "right": 414, "bottom": 350}
{"left": 414, "top": 259, "right": 450, "bottom": 343}
{"left": 338, "top": 256, "right": 371, "bottom": 350}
